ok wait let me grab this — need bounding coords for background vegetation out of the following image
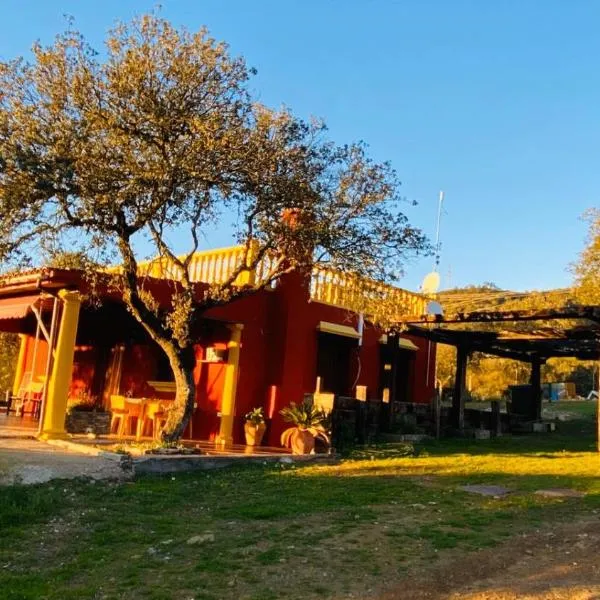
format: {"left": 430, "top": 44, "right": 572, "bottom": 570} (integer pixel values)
{"left": 0, "top": 333, "right": 19, "bottom": 394}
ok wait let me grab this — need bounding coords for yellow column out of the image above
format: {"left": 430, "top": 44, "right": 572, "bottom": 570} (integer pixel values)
{"left": 217, "top": 323, "right": 244, "bottom": 445}
{"left": 12, "top": 334, "right": 28, "bottom": 397}
{"left": 39, "top": 290, "right": 81, "bottom": 440}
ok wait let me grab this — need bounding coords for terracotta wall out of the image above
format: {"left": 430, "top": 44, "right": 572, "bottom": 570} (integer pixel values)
{"left": 203, "top": 274, "right": 436, "bottom": 445}
{"left": 17, "top": 273, "right": 435, "bottom": 445}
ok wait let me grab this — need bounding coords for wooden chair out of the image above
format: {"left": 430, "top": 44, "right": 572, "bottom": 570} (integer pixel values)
{"left": 141, "top": 400, "right": 169, "bottom": 440}
{"left": 110, "top": 396, "right": 151, "bottom": 439}
{"left": 125, "top": 399, "right": 146, "bottom": 440}
{"left": 109, "top": 395, "right": 129, "bottom": 436}
{"left": 12, "top": 377, "right": 45, "bottom": 418}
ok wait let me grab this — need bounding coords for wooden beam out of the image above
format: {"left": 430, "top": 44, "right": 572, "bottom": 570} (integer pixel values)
{"left": 491, "top": 400, "right": 501, "bottom": 437}
{"left": 406, "top": 325, "right": 600, "bottom": 362}
{"left": 452, "top": 346, "right": 469, "bottom": 431}
{"left": 529, "top": 359, "right": 542, "bottom": 421}
{"left": 406, "top": 326, "right": 538, "bottom": 361}
{"left": 400, "top": 306, "right": 600, "bottom": 325}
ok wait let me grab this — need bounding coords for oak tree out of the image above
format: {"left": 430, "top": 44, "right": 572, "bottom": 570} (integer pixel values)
{"left": 0, "top": 15, "right": 428, "bottom": 440}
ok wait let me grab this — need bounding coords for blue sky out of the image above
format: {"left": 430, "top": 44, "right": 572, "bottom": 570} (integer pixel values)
{"left": 1, "top": 0, "right": 597, "bottom": 292}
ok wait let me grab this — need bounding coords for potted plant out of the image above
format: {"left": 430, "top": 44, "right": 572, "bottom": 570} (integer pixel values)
{"left": 280, "top": 400, "right": 330, "bottom": 455}
{"left": 244, "top": 407, "right": 267, "bottom": 446}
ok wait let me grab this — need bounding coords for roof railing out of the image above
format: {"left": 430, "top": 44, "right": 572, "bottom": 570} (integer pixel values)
{"left": 114, "top": 245, "right": 427, "bottom": 317}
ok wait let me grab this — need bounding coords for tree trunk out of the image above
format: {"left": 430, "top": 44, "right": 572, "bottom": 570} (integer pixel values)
{"left": 156, "top": 342, "right": 197, "bottom": 443}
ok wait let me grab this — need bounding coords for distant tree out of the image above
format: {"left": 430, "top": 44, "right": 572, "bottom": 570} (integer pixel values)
{"left": 0, "top": 333, "right": 19, "bottom": 393}
{"left": 543, "top": 358, "right": 596, "bottom": 396}
{"left": 434, "top": 343, "right": 456, "bottom": 391}
{"left": 442, "top": 282, "right": 501, "bottom": 295}
{"left": 574, "top": 209, "right": 600, "bottom": 303}
{"left": 0, "top": 15, "right": 428, "bottom": 441}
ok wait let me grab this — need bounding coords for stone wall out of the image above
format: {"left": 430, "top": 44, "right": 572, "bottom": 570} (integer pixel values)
{"left": 65, "top": 411, "right": 111, "bottom": 435}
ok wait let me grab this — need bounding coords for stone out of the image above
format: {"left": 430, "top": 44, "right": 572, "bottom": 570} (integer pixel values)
{"left": 187, "top": 533, "right": 215, "bottom": 545}
{"left": 534, "top": 488, "right": 585, "bottom": 498}
{"left": 532, "top": 422, "right": 555, "bottom": 433}
{"left": 65, "top": 411, "right": 111, "bottom": 435}
{"left": 279, "top": 457, "right": 294, "bottom": 464}
{"left": 459, "top": 484, "right": 513, "bottom": 497}
{"left": 473, "top": 429, "right": 491, "bottom": 439}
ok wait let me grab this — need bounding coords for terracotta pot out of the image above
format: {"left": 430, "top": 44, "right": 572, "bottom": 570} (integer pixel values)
{"left": 291, "top": 429, "right": 315, "bottom": 455}
{"left": 244, "top": 421, "right": 266, "bottom": 446}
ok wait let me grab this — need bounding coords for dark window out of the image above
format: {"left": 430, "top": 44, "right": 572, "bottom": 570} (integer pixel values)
{"left": 316, "top": 333, "right": 356, "bottom": 396}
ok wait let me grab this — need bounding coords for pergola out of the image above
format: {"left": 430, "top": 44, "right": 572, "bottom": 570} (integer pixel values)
{"left": 398, "top": 304, "right": 600, "bottom": 435}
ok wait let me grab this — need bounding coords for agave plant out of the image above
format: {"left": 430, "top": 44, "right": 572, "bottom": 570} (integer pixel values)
{"left": 244, "top": 407, "right": 265, "bottom": 425}
{"left": 280, "top": 400, "right": 330, "bottom": 454}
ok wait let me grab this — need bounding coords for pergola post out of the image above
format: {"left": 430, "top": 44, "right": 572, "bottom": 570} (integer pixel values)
{"left": 39, "top": 290, "right": 81, "bottom": 440}
{"left": 217, "top": 323, "right": 243, "bottom": 446}
{"left": 453, "top": 346, "right": 469, "bottom": 430}
{"left": 529, "top": 358, "right": 543, "bottom": 421}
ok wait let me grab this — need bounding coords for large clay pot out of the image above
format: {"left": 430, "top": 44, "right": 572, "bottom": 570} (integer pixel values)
{"left": 244, "top": 421, "right": 266, "bottom": 446}
{"left": 291, "top": 429, "right": 315, "bottom": 455}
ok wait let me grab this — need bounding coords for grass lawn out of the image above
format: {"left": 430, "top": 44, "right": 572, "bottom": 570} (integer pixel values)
{"left": 1, "top": 402, "right": 598, "bottom": 600}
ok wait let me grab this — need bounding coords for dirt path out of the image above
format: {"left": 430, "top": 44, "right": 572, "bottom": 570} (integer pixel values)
{"left": 380, "top": 517, "right": 600, "bottom": 600}
{"left": 0, "top": 437, "right": 128, "bottom": 485}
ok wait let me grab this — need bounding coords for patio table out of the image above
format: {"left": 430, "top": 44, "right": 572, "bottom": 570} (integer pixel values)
{"left": 123, "top": 397, "right": 175, "bottom": 440}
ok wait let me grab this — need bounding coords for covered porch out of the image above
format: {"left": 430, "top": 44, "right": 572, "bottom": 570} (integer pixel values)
{"left": 0, "top": 268, "right": 246, "bottom": 447}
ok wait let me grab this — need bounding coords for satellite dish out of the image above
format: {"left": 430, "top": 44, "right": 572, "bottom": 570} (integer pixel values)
{"left": 421, "top": 271, "right": 441, "bottom": 295}
{"left": 426, "top": 300, "right": 444, "bottom": 316}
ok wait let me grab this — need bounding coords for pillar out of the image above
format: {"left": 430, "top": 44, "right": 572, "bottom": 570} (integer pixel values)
{"left": 269, "top": 270, "right": 312, "bottom": 443}
{"left": 217, "top": 323, "right": 243, "bottom": 445}
{"left": 529, "top": 358, "right": 542, "bottom": 421}
{"left": 491, "top": 399, "right": 501, "bottom": 437}
{"left": 39, "top": 290, "right": 81, "bottom": 440}
{"left": 452, "top": 346, "right": 469, "bottom": 430}
{"left": 12, "top": 334, "right": 28, "bottom": 397}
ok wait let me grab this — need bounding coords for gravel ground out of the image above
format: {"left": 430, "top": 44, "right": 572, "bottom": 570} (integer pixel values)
{"left": 0, "top": 437, "right": 128, "bottom": 485}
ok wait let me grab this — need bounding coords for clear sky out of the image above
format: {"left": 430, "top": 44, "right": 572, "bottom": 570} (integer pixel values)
{"left": 1, "top": 0, "right": 598, "bottom": 292}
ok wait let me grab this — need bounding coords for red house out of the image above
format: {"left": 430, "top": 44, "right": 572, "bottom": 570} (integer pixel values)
{"left": 0, "top": 246, "right": 435, "bottom": 446}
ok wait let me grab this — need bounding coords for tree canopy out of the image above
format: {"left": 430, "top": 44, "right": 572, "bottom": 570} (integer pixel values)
{"left": 0, "top": 15, "right": 428, "bottom": 439}
{"left": 574, "top": 209, "right": 600, "bottom": 303}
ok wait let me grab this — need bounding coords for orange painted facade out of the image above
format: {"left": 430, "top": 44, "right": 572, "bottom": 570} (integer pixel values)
{"left": 11, "top": 270, "right": 435, "bottom": 445}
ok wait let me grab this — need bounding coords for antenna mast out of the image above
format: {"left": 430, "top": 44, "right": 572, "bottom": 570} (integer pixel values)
{"left": 434, "top": 190, "right": 444, "bottom": 272}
